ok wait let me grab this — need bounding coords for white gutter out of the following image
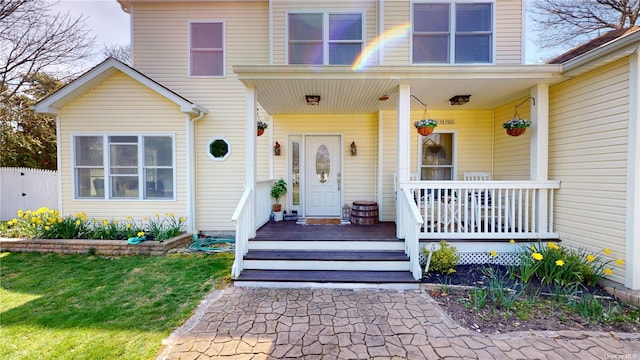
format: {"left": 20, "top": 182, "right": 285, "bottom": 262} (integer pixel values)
{"left": 562, "top": 31, "right": 640, "bottom": 76}
{"left": 186, "top": 110, "right": 206, "bottom": 239}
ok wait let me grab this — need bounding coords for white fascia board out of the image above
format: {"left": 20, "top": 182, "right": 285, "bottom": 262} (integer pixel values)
{"left": 562, "top": 31, "right": 640, "bottom": 76}
{"left": 34, "top": 58, "right": 208, "bottom": 116}
{"left": 233, "top": 64, "right": 564, "bottom": 81}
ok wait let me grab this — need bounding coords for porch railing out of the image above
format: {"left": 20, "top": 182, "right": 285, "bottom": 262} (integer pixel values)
{"left": 399, "top": 180, "right": 561, "bottom": 240}
{"left": 231, "top": 179, "right": 275, "bottom": 278}
{"left": 256, "top": 179, "right": 274, "bottom": 227}
{"left": 231, "top": 186, "right": 253, "bottom": 278}
{"left": 398, "top": 187, "right": 424, "bottom": 280}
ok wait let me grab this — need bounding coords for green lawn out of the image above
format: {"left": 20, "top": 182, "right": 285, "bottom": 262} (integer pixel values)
{"left": 0, "top": 251, "right": 233, "bottom": 360}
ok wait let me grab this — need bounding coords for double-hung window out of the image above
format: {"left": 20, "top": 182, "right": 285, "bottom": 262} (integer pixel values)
{"left": 190, "top": 21, "right": 225, "bottom": 77}
{"left": 413, "top": 2, "right": 493, "bottom": 64}
{"left": 288, "top": 12, "right": 363, "bottom": 65}
{"left": 73, "top": 135, "right": 174, "bottom": 200}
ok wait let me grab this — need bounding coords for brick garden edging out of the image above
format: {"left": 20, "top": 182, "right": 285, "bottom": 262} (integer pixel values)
{"left": 0, "top": 233, "right": 193, "bottom": 256}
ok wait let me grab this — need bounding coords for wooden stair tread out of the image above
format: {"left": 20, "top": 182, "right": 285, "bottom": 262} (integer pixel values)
{"left": 234, "top": 270, "right": 418, "bottom": 283}
{"left": 244, "top": 250, "right": 409, "bottom": 261}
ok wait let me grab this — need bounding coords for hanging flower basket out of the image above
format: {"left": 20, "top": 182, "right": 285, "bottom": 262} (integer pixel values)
{"left": 414, "top": 119, "right": 437, "bottom": 136}
{"left": 257, "top": 120, "right": 268, "bottom": 137}
{"left": 502, "top": 118, "right": 531, "bottom": 137}
{"left": 506, "top": 128, "right": 527, "bottom": 137}
{"left": 417, "top": 126, "right": 434, "bottom": 136}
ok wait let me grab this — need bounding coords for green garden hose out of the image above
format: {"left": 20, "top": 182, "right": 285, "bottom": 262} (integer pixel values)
{"left": 188, "top": 238, "right": 235, "bottom": 253}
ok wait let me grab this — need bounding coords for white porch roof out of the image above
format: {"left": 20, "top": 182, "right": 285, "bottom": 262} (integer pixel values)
{"left": 233, "top": 64, "right": 565, "bottom": 114}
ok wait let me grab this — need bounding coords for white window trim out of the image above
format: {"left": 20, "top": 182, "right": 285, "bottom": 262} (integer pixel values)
{"left": 285, "top": 10, "right": 366, "bottom": 65}
{"left": 410, "top": 0, "right": 496, "bottom": 65}
{"left": 207, "top": 136, "right": 232, "bottom": 161}
{"left": 71, "top": 133, "right": 177, "bottom": 201}
{"left": 188, "top": 20, "right": 226, "bottom": 78}
{"left": 417, "top": 130, "right": 457, "bottom": 180}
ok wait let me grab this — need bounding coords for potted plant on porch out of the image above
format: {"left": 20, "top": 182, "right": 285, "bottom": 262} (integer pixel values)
{"left": 270, "top": 179, "right": 287, "bottom": 221}
{"left": 502, "top": 118, "right": 531, "bottom": 137}
{"left": 414, "top": 119, "right": 438, "bottom": 136}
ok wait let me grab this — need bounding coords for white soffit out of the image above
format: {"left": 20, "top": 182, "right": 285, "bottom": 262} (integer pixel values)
{"left": 234, "top": 65, "right": 564, "bottom": 114}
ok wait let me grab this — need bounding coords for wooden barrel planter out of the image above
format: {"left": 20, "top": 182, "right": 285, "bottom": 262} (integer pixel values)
{"left": 350, "top": 201, "right": 379, "bottom": 225}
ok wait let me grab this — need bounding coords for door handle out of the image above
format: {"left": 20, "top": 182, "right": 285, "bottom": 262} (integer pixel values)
{"left": 337, "top": 172, "right": 341, "bottom": 191}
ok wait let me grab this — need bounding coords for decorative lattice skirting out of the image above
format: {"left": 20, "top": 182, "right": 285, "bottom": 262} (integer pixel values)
{"left": 419, "top": 250, "right": 520, "bottom": 266}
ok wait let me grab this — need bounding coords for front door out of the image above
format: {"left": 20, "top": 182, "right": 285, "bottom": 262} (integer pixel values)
{"left": 304, "top": 135, "right": 342, "bottom": 217}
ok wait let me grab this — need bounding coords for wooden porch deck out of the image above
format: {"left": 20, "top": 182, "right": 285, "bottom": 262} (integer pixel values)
{"left": 254, "top": 221, "right": 398, "bottom": 241}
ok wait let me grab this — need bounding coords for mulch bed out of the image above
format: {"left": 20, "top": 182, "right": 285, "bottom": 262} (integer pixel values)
{"left": 422, "top": 264, "right": 640, "bottom": 334}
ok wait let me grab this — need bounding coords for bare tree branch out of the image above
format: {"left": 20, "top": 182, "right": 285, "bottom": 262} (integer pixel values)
{"left": 530, "top": 0, "right": 640, "bottom": 51}
{"left": 103, "top": 43, "right": 131, "bottom": 64}
{"left": 0, "top": 0, "right": 95, "bottom": 102}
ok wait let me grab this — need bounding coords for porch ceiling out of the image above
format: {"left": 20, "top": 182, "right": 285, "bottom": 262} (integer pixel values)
{"left": 233, "top": 64, "right": 565, "bottom": 114}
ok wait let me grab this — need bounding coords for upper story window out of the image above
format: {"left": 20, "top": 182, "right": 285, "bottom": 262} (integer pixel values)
{"left": 74, "top": 135, "right": 175, "bottom": 200}
{"left": 190, "top": 22, "right": 225, "bottom": 77}
{"left": 288, "top": 12, "right": 363, "bottom": 65}
{"left": 413, "top": 2, "right": 493, "bottom": 64}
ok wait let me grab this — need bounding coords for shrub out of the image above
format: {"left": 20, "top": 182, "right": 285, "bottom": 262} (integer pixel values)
{"left": 425, "top": 240, "right": 460, "bottom": 274}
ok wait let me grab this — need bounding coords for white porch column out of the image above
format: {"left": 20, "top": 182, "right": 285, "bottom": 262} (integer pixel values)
{"left": 626, "top": 50, "right": 640, "bottom": 291}
{"left": 530, "top": 84, "right": 549, "bottom": 180}
{"left": 246, "top": 86, "right": 257, "bottom": 237}
{"left": 530, "top": 84, "right": 549, "bottom": 232}
{"left": 397, "top": 84, "right": 411, "bottom": 237}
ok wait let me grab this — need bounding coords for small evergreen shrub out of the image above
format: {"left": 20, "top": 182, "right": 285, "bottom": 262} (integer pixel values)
{"left": 425, "top": 240, "right": 460, "bottom": 274}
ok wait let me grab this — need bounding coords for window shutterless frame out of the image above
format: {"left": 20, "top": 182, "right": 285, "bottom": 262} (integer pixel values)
{"left": 71, "top": 134, "right": 176, "bottom": 201}
{"left": 188, "top": 20, "right": 226, "bottom": 78}
{"left": 286, "top": 11, "right": 365, "bottom": 65}
{"left": 411, "top": 0, "right": 495, "bottom": 65}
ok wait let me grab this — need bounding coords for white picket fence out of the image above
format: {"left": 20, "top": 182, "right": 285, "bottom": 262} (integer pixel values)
{"left": 0, "top": 167, "right": 58, "bottom": 220}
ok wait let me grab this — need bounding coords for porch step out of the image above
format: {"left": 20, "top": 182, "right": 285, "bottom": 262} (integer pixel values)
{"left": 233, "top": 270, "right": 418, "bottom": 289}
{"left": 242, "top": 250, "right": 410, "bottom": 271}
{"left": 244, "top": 250, "right": 409, "bottom": 261}
{"left": 248, "top": 240, "right": 405, "bottom": 251}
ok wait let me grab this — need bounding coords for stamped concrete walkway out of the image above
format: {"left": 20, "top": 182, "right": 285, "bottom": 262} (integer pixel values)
{"left": 158, "top": 287, "right": 640, "bottom": 360}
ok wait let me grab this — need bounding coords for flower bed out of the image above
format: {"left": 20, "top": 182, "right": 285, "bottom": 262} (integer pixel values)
{"left": 0, "top": 207, "right": 193, "bottom": 255}
{"left": 0, "top": 232, "right": 193, "bottom": 256}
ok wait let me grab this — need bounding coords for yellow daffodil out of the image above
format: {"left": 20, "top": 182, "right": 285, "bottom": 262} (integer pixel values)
{"left": 169, "top": 212, "right": 175, "bottom": 218}
{"left": 604, "top": 268, "right": 614, "bottom": 275}
{"left": 530, "top": 245, "right": 535, "bottom": 251}
{"left": 547, "top": 242, "right": 559, "bottom": 250}
{"left": 616, "top": 259, "right": 624, "bottom": 265}
{"left": 58, "top": 218, "right": 63, "bottom": 223}
{"left": 45, "top": 226, "right": 50, "bottom": 231}
{"left": 113, "top": 220, "right": 119, "bottom": 224}
{"left": 155, "top": 213, "right": 159, "bottom": 218}
{"left": 586, "top": 254, "right": 595, "bottom": 262}
{"left": 126, "top": 215, "right": 132, "bottom": 220}
{"left": 102, "top": 220, "right": 108, "bottom": 226}
{"left": 75, "top": 220, "right": 81, "bottom": 226}
{"left": 490, "top": 250, "right": 498, "bottom": 258}
{"left": 532, "top": 253, "right": 543, "bottom": 261}
{"left": 179, "top": 217, "right": 186, "bottom": 222}
{"left": 126, "top": 223, "right": 131, "bottom": 229}
{"left": 143, "top": 217, "right": 148, "bottom": 221}
{"left": 509, "top": 239, "right": 515, "bottom": 244}
{"left": 604, "top": 248, "right": 612, "bottom": 255}
{"left": 555, "top": 260, "right": 564, "bottom": 266}
{"left": 137, "top": 231, "right": 145, "bottom": 237}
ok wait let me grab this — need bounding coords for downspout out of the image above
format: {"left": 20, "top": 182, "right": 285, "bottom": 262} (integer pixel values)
{"left": 56, "top": 115, "right": 63, "bottom": 213}
{"left": 187, "top": 110, "right": 205, "bottom": 240}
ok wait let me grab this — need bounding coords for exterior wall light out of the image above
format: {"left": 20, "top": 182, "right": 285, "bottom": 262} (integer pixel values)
{"left": 449, "top": 95, "right": 471, "bottom": 105}
{"left": 305, "top": 95, "right": 320, "bottom": 105}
